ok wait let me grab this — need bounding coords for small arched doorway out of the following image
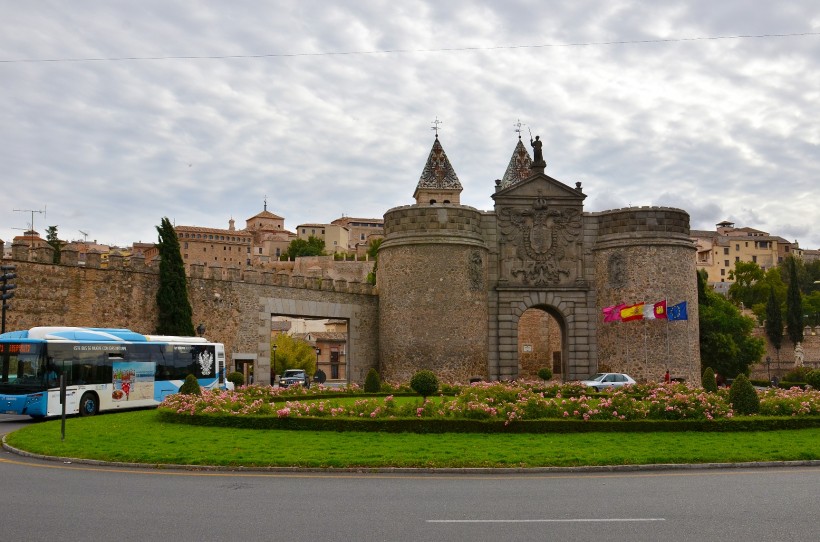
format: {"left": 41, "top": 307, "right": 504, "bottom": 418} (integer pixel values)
{"left": 517, "top": 306, "right": 566, "bottom": 380}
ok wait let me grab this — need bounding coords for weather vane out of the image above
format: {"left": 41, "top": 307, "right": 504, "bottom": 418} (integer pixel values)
{"left": 431, "top": 116, "right": 442, "bottom": 138}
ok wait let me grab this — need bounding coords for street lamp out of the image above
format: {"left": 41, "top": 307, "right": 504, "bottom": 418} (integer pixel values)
{"left": 766, "top": 356, "right": 771, "bottom": 382}
{"left": 315, "top": 347, "right": 320, "bottom": 373}
{"left": 196, "top": 323, "right": 205, "bottom": 337}
{"left": 272, "top": 344, "right": 278, "bottom": 384}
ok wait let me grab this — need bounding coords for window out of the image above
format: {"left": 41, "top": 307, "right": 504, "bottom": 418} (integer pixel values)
{"left": 360, "top": 234, "right": 365, "bottom": 240}
{"left": 723, "top": 248, "right": 729, "bottom": 255}
{"left": 275, "top": 248, "right": 280, "bottom": 257}
{"left": 735, "top": 257, "right": 740, "bottom": 262}
{"left": 724, "top": 260, "right": 729, "bottom": 267}
{"left": 183, "top": 242, "right": 188, "bottom": 249}
{"left": 735, "top": 244, "right": 739, "bottom": 251}
{"left": 720, "top": 269, "right": 725, "bottom": 276}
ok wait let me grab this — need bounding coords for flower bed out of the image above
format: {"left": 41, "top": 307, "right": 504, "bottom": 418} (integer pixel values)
{"left": 160, "top": 381, "right": 820, "bottom": 425}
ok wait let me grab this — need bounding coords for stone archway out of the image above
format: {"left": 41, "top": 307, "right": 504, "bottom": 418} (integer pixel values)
{"left": 517, "top": 306, "right": 565, "bottom": 379}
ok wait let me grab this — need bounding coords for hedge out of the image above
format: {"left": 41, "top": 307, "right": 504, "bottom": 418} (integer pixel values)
{"left": 157, "top": 408, "right": 820, "bottom": 434}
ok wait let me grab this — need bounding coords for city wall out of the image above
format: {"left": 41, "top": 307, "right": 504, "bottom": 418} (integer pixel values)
{"left": 2, "top": 250, "right": 379, "bottom": 385}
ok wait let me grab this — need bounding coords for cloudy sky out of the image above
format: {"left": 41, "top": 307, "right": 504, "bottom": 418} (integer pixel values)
{"left": 2, "top": 1, "right": 819, "bottom": 250}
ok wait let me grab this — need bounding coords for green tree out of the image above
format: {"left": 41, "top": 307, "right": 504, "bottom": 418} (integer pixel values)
{"left": 155, "top": 217, "right": 195, "bottom": 336}
{"left": 410, "top": 370, "right": 439, "bottom": 398}
{"left": 764, "top": 285, "right": 783, "bottom": 364}
{"left": 698, "top": 270, "right": 765, "bottom": 379}
{"left": 727, "top": 260, "right": 765, "bottom": 308}
{"left": 282, "top": 236, "right": 325, "bottom": 259}
{"left": 271, "top": 334, "right": 316, "bottom": 374}
{"left": 785, "top": 256, "right": 803, "bottom": 345}
{"left": 45, "top": 225, "right": 64, "bottom": 264}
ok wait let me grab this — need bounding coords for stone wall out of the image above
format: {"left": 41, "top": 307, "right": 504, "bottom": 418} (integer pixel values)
{"left": 592, "top": 206, "right": 700, "bottom": 383}
{"left": 1, "top": 257, "right": 378, "bottom": 385}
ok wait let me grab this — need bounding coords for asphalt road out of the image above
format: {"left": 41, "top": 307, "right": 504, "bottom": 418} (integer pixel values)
{"left": 3, "top": 416, "right": 818, "bottom": 542}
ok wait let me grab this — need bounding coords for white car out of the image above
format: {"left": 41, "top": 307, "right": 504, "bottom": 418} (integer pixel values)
{"left": 580, "top": 373, "right": 636, "bottom": 391}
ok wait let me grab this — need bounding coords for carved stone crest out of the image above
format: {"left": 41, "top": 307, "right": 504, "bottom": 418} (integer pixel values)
{"left": 499, "top": 196, "right": 582, "bottom": 285}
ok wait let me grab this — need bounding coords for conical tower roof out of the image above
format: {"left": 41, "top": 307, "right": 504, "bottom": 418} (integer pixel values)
{"left": 415, "top": 136, "right": 462, "bottom": 192}
{"left": 499, "top": 137, "right": 533, "bottom": 189}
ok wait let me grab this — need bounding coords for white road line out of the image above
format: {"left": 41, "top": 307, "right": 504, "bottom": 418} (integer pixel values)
{"left": 427, "top": 518, "right": 665, "bottom": 523}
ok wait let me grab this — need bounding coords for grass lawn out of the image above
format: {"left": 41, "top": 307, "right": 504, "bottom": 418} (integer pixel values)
{"left": 6, "top": 409, "right": 820, "bottom": 468}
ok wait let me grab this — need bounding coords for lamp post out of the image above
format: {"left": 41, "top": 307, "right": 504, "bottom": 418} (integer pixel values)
{"left": 315, "top": 347, "right": 320, "bottom": 374}
{"left": 196, "top": 323, "right": 205, "bottom": 337}
{"left": 766, "top": 356, "right": 771, "bottom": 382}
{"left": 272, "top": 344, "right": 278, "bottom": 385}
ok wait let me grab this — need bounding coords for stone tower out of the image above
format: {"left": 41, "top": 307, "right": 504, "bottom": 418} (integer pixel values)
{"left": 378, "top": 136, "right": 489, "bottom": 382}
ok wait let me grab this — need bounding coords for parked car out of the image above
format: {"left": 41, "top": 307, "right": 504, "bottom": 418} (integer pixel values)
{"left": 580, "top": 372, "right": 636, "bottom": 391}
{"left": 279, "top": 369, "right": 310, "bottom": 388}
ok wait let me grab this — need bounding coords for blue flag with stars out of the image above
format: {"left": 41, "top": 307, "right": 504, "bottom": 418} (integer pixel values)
{"left": 667, "top": 301, "right": 688, "bottom": 321}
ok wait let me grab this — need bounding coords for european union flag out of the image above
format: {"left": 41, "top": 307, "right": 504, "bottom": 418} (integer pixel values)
{"left": 667, "top": 301, "right": 688, "bottom": 321}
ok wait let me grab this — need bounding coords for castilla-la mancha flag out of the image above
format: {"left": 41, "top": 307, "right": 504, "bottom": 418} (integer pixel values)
{"left": 643, "top": 300, "right": 667, "bottom": 320}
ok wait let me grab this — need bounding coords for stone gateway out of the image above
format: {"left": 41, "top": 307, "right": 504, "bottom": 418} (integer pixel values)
{"left": 378, "top": 134, "right": 699, "bottom": 384}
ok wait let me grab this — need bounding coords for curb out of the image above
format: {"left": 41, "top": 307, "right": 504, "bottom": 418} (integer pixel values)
{"left": 4, "top": 437, "right": 820, "bottom": 474}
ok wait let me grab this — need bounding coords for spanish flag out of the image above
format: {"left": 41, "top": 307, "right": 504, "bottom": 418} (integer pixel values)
{"left": 620, "top": 302, "right": 645, "bottom": 321}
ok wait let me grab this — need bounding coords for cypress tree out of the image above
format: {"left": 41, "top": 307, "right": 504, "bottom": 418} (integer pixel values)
{"left": 785, "top": 257, "right": 803, "bottom": 345}
{"left": 764, "top": 285, "right": 783, "bottom": 361}
{"left": 155, "top": 217, "right": 195, "bottom": 336}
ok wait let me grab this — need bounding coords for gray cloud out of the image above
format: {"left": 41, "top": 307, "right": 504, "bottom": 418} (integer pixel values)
{"left": 2, "top": 0, "right": 819, "bottom": 250}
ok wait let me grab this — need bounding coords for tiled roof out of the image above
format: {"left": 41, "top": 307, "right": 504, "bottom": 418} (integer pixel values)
{"left": 416, "top": 136, "right": 461, "bottom": 191}
{"left": 499, "top": 138, "right": 533, "bottom": 189}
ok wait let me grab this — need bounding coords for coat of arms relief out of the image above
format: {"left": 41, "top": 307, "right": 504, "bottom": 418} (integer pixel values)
{"left": 499, "top": 195, "right": 583, "bottom": 286}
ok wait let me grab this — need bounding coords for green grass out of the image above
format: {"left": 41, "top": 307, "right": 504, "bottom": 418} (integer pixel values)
{"left": 6, "top": 409, "right": 820, "bottom": 468}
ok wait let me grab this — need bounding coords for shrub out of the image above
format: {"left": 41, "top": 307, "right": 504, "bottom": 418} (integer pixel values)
{"left": 364, "top": 368, "right": 382, "bottom": 393}
{"left": 729, "top": 374, "right": 760, "bottom": 415}
{"left": 227, "top": 371, "right": 244, "bottom": 387}
{"left": 783, "top": 367, "right": 810, "bottom": 383}
{"left": 805, "top": 370, "right": 820, "bottom": 390}
{"left": 410, "top": 370, "right": 439, "bottom": 398}
{"left": 537, "top": 367, "right": 553, "bottom": 381}
{"left": 702, "top": 367, "right": 718, "bottom": 393}
{"left": 178, "top": 374, "right": 202, "bottom": 395}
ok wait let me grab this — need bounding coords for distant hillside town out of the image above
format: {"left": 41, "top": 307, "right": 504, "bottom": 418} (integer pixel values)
{"left": 3, "top": 213, "right": 816, "bottom": 294}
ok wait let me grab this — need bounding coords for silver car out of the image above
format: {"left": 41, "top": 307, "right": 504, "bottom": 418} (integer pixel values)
{"left": 580, "top": 372, "right": 636, "bottom": 391}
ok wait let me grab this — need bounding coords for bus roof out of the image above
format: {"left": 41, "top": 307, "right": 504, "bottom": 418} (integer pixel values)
{"left": 1, "top": 327, "right": 211, "bottom": 344}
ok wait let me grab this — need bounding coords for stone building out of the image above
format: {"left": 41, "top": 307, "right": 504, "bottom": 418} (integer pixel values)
{"left": 378, "top": 135, "right": 700, "bottom": 383}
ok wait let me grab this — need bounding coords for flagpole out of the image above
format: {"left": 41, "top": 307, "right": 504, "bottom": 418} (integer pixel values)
{"left": 665, "top": 296, "right": 670, "bottom": 367}
{"left": 644, "top": 319, "right": 648, "bottom": 374}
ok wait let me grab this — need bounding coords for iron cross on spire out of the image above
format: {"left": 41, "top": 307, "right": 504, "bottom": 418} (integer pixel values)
{"left": 514, "top": 119, "right": 524, "bottom": 139}
{"left": 431, "top": 116, "right": 442, "bottom": 138}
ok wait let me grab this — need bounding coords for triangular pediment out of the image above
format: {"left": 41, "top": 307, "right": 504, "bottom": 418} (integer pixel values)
{"left": 493, "top": 171, "right": 586, "bottom": 205}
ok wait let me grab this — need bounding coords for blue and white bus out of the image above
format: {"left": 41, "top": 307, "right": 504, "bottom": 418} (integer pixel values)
{"left": 0, "top": 326, "right": 227, "bottom": 417}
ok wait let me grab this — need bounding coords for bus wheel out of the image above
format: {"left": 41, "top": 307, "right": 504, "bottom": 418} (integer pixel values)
{"left": 79, "top": 393, "right": 98, "bottom": 416}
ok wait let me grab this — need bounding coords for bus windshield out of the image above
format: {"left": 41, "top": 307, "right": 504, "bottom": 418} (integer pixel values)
{"left": 0, "top": 342, "right": 47, "bottom": 393}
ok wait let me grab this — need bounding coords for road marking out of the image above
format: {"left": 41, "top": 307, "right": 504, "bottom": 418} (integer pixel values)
{"left": 427, "top": 518, "right": 665, "bottom": 523}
